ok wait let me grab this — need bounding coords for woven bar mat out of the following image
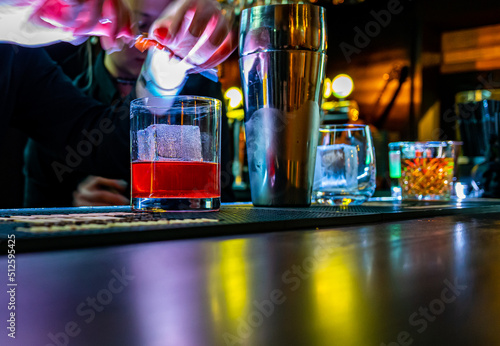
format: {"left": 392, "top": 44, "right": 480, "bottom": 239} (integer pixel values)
{"left": 1, "top": 200, "right": 499, "bottom": 252}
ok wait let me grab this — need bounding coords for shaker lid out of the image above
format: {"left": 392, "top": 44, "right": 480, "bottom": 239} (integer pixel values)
{"left": 239, "top": 4, "right": 327, "bottom": 56}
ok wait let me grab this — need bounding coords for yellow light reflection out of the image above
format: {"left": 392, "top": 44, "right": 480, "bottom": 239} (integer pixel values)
{"left": 321, "top": 101, "right": 336, "bottom": 110}
{"left": 209, "top": 239, "right": 249, "bottom": 325}
{"left": 323, "top": 77, "right": 332, "bottom": 98}
{"left": 312, "top": 235, "right": 364, "bottom": 345}
{"left": 227, "top": 109, "right": 245, "bottom": 121}
{"left": 263, "top": 72, "right": 268, "bottom": 106}
{"left": 331, "top": 74, "right": 354, "bottom": 99}
{"left": 350, "top": 108, "right": 359, "bottom": 121}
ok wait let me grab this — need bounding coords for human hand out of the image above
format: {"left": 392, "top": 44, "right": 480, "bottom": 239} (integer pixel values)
{"left": 0, "top": 0, "right": 133, "bottom": 48}
{"left": 73, "top": 176, "right": 130, "bottom": 207}
{"left": 149, "top": 0, "right": 238, "bottom": 69}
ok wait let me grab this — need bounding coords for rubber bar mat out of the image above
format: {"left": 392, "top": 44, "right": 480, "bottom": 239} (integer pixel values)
{"left": 1, "top": 201, "right": 500, "bottom": 252}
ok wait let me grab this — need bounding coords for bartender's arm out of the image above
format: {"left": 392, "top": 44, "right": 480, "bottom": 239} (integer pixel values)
{"left": 0, "top": 0, "right": 133, "bottom": 48}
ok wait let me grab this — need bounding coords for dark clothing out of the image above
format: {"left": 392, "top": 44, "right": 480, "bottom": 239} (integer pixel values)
{"left": 1, "top": 45, "right": 130, "bottom": 199}
{"left": 24, "top": 51, "right": 235, "bottom": 207}
{"left": 23, "top": 51, "right": 130, "bottom": 207}
{"left": 0, "top": 128, "right": 27, "bottom": 208}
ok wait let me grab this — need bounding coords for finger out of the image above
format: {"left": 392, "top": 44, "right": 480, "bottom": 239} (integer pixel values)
{"left": 182, "top": 15, "right": 220, "bottom": 65}
{"left": 72, "top": 0, "right": 109, "bottom": 34}
{"left": 196, "top": 26, "right": 238, "bottom": 70}
{"left": 78, "top": 176, "right": 102, "bottom": 191}
{"left": 151, "top": 7, "right": 197, "bottom": 58}
{"left": 73, "top": 190, "right": 104, "bottom": 207}
{"left": 166, "top": 11, "right": 221, "bottom": 62}
{"left": 152, "top": 27, "right": 170, "bottom": 44}
{"left": 110, "top": 0, "right": 134, "bottom": 40}
{"left": 85, "top": 0, "right": 133, "bottom": 50}
{"left": 79, "top": 190, "right": 130, "bottom": 205}
{"left": 73, "top": 192, "right": 87, "bottom": 207}
{"left": 74, "top": 195, "right": 120, "bottom": 207}
{"left": 76, "top": 175, "right": 97, "bottom": 189}
{"left": 33, "top": 0, "right": 83, "bottom": 28}
{"left": 90, "top": 177, "right": 128, "bottom": 193}
{"left": 208, "top": 11, "right": 230, "bottom": 46}
{"left": 150, "top": 0, "right": 191, "bottom": 44}
{"left": 182, "top": 11, "right": 230, "bottom": 66}
{"left": 163, "top": 0, "right": 194, "bottom": 40}
{"left": 188, "top": 2, "right": 216, "bottom": 38}
{"left": 74, "top": 0, "right": 106, "bottom": 33}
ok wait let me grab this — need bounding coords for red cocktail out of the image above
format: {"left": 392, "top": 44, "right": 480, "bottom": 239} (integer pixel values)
{"left": 132, "top": 161, "right": 220, "bottom": 198}
{"left": 130, "top": 96, "right": 221, "bottom": 211}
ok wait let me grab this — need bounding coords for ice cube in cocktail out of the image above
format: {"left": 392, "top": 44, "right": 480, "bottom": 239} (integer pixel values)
{"left": 137, "top": 124, "right": 203, "bottom": 161}
{"left": 313, "top": 125, "right": 376, "bottom": 206}
{"left": 313, "top": 144, "right": 358, "bottom": 192}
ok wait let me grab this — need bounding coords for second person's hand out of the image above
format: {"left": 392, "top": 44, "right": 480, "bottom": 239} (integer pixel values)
{"left": 73, "top": 176, "right": 130, "bottom": 207}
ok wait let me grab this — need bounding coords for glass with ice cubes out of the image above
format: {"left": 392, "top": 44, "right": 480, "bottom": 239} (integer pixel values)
{"left": 312, "top": 124, "right": 376, "bottom": 206}
{"left": 130, "top": 96, "right": 221, "bottom": 211}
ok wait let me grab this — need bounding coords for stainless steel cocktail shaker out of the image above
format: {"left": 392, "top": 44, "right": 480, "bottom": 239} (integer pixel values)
{"left": 239, "top": 4, "right": 327, "bottom": 206}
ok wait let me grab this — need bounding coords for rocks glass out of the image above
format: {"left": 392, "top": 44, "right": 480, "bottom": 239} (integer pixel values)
{"left": 312, "top": 124, "right": 376, "bottom": 206}
{"left": 400, "top": 141, "right": 457, "bottom": 201}
{"left": 130, "top": 96, "right": 221, "bottom": 211}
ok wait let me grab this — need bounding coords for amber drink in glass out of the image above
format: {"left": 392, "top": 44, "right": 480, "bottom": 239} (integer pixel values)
{"left": 400, "top": 142, "right": 456, "bottom": 201}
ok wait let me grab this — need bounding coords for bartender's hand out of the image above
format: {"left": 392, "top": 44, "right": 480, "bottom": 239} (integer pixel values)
{"left": 149, "top": 0, "right": 238, "bottom": 69}
{"left": 73, "top": 176, "right": 130, "bottom": 207}
{"left": 0, "top": 0, "right": 133, "bottom": 49}
{"left": 135, "top": 0, "right": 237, "bottom": 97}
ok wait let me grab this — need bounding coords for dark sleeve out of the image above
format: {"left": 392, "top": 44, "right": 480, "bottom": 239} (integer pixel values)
{"left": 10, "top": 47, "right": 129, "bottom": 182}
{"left": 23, "top": 139, "right": 89, "bottom": 207}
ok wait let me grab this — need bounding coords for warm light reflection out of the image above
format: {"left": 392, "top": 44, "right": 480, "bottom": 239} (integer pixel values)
{"left": 323, "top": 77, "right": 332, "bottom": 98}
{"left": 331, "top": 52, "right": 411, "bottom": 129}
{"left": 209, "top": 239, "right": 249, "bottom": 323}
{"left": 350, "top": 108, "right": 359, "bottom": 121}
{"left": 331, "top": 74, "right": 354, "bottom": 98}
{"left": 227, "top": 109, "right": 245, "bottom": 120}
{"left": 312, "top": 234, "right": 362, "bottom": 345}
{"left": 321, "top": 101, "right": 335, "bottom": 110}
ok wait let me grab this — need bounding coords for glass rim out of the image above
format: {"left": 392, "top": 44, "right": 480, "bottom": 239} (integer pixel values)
{"left": 319, "top": 124, "right": 368, "bottom": 132}
{"left": 389, "top": 140, "right": 463, "bottom": 148}
{"left": 131, "top": 95, "right": 221, "bottom": 109}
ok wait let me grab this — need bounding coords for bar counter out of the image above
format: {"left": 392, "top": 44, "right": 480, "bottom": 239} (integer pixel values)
{"left": 1, "top": 200, "right": 500, "bottom": 345}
